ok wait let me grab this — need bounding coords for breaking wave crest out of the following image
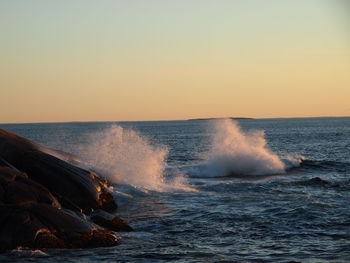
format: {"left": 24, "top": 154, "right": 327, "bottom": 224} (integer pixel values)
{"left": 200, "top": 119, "right": 303, "bottom": 177}
{"left": 78, "top": 125, "right": 194, "bottom": 192}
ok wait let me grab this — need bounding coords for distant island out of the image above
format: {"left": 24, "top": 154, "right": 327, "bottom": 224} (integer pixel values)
{"left": 188, "top": 117, "right": 254, "bottom": 121}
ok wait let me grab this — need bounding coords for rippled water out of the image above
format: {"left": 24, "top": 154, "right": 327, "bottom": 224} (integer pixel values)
{"left": 1, "top": 117, "right": 350, "bottom": 262}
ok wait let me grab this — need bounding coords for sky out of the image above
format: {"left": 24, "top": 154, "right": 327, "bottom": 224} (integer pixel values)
{"left": 0, "top": 0, "right": 349, "bottom": 123}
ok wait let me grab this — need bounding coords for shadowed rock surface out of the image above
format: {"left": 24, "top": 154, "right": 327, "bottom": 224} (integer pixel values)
{"left": 0, "top": 129, "right": 117, "bottom": 212}
{"left": 91, "top": 210, "right": 134, "bottom": 232}
{"left": 0, "top": 203, "right": 118, "bottom": 251}
{"left": 0, "top": 129, "right": 131, "bottom": 252}
{"left": 0, "top": 167, "right": 60, "bottom": 207}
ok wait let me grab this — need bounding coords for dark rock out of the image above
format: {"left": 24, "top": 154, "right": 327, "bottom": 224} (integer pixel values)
{"left": 0, "top": 129, "right": 117, "bottom": 213}
{"left": 0, "top": 129, "right": 134, "bottom": 252}
{"left": 297, "top": 177, "right": 330, "bottom": 187}
{"left": 0, "top": 167, "right": 60, "bottom": 207}
{"left": 91, "top": 210, "right": 133, "bottom": 232}
{"left": 0, "top": 204, "right": 118, "bottom": 250}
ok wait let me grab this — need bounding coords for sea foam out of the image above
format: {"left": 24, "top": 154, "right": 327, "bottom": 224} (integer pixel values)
{"left": 202, "top": 119, "right": 302, "bottom": 177}
{"left": 78, "top": 125, "right": 194, "bottom": 192}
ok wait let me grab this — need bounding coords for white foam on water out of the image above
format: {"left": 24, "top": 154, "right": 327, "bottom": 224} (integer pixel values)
{"left": 78, "top": 125, "right": 195, "bottom": 192}
{"left": 200, "top": 119, "right": 303, "bottom": 177}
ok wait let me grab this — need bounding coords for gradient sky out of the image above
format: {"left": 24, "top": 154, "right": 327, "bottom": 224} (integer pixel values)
{"left": 1, "top": 0, "right": 349, "bottom": 123}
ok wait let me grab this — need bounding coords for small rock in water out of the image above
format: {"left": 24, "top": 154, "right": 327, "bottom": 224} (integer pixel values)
{"left": 297, "top": 176, "right": 330, "bottom": 186}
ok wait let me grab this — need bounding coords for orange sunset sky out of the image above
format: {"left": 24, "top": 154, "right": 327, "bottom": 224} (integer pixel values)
{"left": 0, "top": 0, "right": 349, "bottom": 123}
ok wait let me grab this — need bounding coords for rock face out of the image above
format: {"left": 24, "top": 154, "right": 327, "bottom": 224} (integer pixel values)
{"left": 0, "top": 129, "right": 131, "bottom": 252}
{"left": 0, "top": 129, "right": 117, "bottom": 213}
{"left": 0, "top": 203, "right": 118, "bottom": 251}
{"left": 0, "top": 167, "right": 60, "bottom": 207}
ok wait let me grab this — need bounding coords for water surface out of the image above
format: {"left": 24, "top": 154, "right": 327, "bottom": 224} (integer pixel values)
{"left": 1, "top": 117, "right": 349, "bottom": 262}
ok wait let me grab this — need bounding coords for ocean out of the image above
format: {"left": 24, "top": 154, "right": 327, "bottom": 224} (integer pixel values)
{"left": 0, "top": 117, "right": 349, "bottom": 262}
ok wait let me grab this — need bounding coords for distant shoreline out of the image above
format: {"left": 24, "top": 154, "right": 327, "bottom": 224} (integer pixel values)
{"left": 188, "top": 117, "right": 254, "bottom": 121}
{"left": 1, "top": 116, "right": 350, "bottom": 125}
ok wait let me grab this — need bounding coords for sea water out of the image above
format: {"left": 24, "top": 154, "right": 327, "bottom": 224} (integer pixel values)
{"left": 0, "top": 117, "right": 349, "bottom": 262}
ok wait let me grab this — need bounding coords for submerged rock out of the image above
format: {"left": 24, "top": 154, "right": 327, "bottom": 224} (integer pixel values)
{"left": 297, "top": 177, "right": 330, "bottom": 187}
{"left": 0, "top": 129, "right": 130, "bottom": 252}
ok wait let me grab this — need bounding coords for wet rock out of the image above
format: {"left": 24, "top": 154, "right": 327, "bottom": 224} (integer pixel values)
{"left": 0, "top": 167, "right": 60, "bottom": 207}
{"left": 0, "top": 129, "right": 117, "bottom": 212}
{"left": 0, "top": 204, "right": 118, "bottom": 250}
{"left": 0, "top": 129, "right": 130, "bottom": 252}
{"left": 91, "top": 210, "right": 133, "bottom": 232}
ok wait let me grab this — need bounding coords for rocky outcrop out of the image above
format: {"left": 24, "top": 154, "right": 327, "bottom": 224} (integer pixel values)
{"left": 0, "top": 203, "right": 118, "bottom": 251}
{"left": 0, "top": 129, "right": 117, "bottom": 213}
{"left": 0, "top": 129, "right": 131, "bottom": 252}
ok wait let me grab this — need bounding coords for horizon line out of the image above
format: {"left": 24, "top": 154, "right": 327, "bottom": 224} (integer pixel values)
{"left": 0, "top": 115, "right": 349, "bottom": 125}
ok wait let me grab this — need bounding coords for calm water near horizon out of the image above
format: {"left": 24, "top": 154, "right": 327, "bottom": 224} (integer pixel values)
{"left": 0, "top": 117, "right": 349, "bottom": 262}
